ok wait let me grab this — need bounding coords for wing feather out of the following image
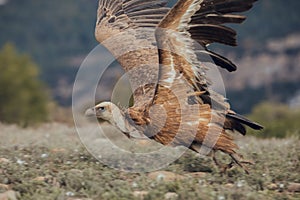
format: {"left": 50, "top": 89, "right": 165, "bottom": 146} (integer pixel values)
{"left": 196, "top": 49, "right": 237, "bottom": 72}
{"left": 96, "top": 0, "right": 170, "bottom": 42}
{"left": 189, "top": 24, "right": 237, "bottom": 46}
{"left": 123, "top": 0, "right": 167, "bottom": 13}
{"left": 155, "top": 0, "right": 262, "bottom": 136}
{"left": 95, "top": 0, "right": 170, "bottom": 113}
{"left": 127, "top": 8, "right": 170, "bottom": 21}
{"left": 190, "top": 0, "right": 257, "bottom": 46}
{"left": 193, "top": 14, "right": 246, "bottom": 24}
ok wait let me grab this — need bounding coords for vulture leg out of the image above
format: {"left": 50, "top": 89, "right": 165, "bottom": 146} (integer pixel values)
{"left": 211, "top": 150, "right": 234, "bottom": 174}
{"left": 211, "top": 151, "right": 254, "bottom": 174}
{"left": 229, "top": 153, "right": 254, "bottom": 174}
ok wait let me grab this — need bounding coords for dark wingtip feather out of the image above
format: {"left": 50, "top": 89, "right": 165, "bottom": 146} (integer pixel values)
{"left": 226, "top": 113, "right": 264, "bottom": 130}
{"left": 197, "top": 50, "right": 237, "bottom": 72}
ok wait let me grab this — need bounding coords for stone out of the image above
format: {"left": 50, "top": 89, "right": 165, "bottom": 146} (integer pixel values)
{"left": 148, "top": 171, "right": 184, "bottom": 182}
{"left": 164, "top": 192, "right": 178, "bottom": 200}
{"left": 51, "top": 148, "right": 66, "bottom": 153}
{"left": 0, "top": 158, "right": 10, "bottom": 164}
{"left": 287, "top": 182, "right": 300, "bottom": 193}
{"left": 0, "top": 184, "right": 9, "bottom": 190}
{"left": 186, "top": 172, "right": 207, "bottom": 178}
{"left": 225, "top": 183, "right": 234, "bottom": 188}
{"left": 133, "top": 191, "right": 148, "bottom": 199}
{"left": 33, "top": 177, "right": 47, "bottom": 182}
{"left": 267, "top": 183, "right": 278, "bottom": 190}
{"left": 0, "top": 190, "right": 18, "bottom": 200}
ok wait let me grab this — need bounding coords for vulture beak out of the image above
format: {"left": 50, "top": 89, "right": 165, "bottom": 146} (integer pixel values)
{"left": 85, "top": 107, "right": 96, "bottom": 117}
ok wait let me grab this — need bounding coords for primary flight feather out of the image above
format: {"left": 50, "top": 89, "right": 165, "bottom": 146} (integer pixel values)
{"left": 86, "top": 0, "right": 263, "bottom": 173}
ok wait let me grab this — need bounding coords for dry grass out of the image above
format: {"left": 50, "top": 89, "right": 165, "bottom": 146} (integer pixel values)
{"left": 0, "top": 122, "right": 299, "bottom": 200}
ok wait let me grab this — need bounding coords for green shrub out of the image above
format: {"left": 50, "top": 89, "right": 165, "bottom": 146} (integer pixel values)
{"left": 0, "top": 43, "right": 50, "bottom": 126}
{"left": 247, "top": 102, "right": 300, "bottom": 138}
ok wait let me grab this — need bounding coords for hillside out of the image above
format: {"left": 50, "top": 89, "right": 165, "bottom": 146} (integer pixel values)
{"left": 0, "top": 0, "right": 98, "bottom": 104}
{"left": 221, "top": 33, "right": 300, "bottom": 113}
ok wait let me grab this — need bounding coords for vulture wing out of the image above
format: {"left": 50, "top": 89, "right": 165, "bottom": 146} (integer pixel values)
{"left": 95, "top": 0, "right": 170, "bottom": 42}
{"left": 154, "top": 0, "right": 262, "bottom": 139}
{"left": 95, "top": 0, "right": 170, "bottom": 109}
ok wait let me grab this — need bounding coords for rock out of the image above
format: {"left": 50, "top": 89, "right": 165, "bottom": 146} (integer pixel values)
{"left": 66, "top": 192, "right": 75, "bottom": 197}
{"left": 287, "top": 182, "right": 300, "bottom": 193}
{"left": 186, "top": 172, "right": 207, "bottom": 178}
{"left": 16, "top": 159, "right": 26, "bottom": 165}
{"left": 164, "top": 192, "right": 178, "bottom": 200}
{"left": 41, "top": 154, "right": 48, "bottom": 158}
{"left": 148, "top": 171, "right": 184, "bottom": 182}
{"left": 132, "top": 182, "right": 138, "bottom": 188}
{"left": 133, "top": 191, "right": 148, "bottom": 199}
{"left": 267, "top": 183, "right": 278, "bottom": 190}
{"left": 225, "top": 183, "right": 234, "bottom": 188}
{"left": 0, "top": 184, "right": 9, "bottom": 190}
{"left": 236, "top": 180, "right": 245, "bottom": 188}
{"left": 0, "top": 190, "right": 18, "bottom": 200}
{"left": 33, "top": 177, "right": 47, "bottom": 182}
{"left": 51, "top": 148, "right": 66, "bottom": 153}
{"left": 278, "top": 183, "right": 285, "bottom": 192}
{"left": 0, "top": 158, "right": 10, "bottom": 164}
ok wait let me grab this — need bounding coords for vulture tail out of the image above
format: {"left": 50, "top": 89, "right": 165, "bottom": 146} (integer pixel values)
{"left": 226, "top": 113, "right": 264, "bottom": 133}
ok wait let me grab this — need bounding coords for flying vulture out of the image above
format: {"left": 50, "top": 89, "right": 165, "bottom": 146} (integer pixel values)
{"left": 85, "top": 0, "right": 263, "bottom": 173}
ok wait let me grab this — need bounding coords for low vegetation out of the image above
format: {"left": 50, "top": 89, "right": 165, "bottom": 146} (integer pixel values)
{"left": 247, "top": 102, "right": 300, "bottom": 138}
{"left": 0, "top": 123, "right": 299, "bottom": 200}
{"left": 0, "top": 44, "right": 50, "bottom": 127}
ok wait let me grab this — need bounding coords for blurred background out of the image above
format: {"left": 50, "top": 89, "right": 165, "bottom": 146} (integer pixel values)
{"left": 0, "top": 0, "right": 299, "bottom": 138}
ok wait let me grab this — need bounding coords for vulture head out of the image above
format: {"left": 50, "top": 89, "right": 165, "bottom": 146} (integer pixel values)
{"left": 85, "top": 102, "right": 144, "bottom": 139}
{"left": 85, "top": 102, "right": 126, "bottom": 127}
{"left": 85, "top": 102, "right": 118, "bottom": 121}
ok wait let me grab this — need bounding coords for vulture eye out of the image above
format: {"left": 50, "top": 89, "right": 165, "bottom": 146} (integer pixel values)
{"left": 98, "top": 107, "right": 106, "bottom": 112}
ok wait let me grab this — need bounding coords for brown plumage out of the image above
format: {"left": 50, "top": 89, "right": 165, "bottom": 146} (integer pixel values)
{"left": 86, "top": 0, "right": 263, "bottom": 173}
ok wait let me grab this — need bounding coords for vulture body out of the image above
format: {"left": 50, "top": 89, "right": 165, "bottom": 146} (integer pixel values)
{"left": 86, "top": 0, "right": 263, "bottom": 173}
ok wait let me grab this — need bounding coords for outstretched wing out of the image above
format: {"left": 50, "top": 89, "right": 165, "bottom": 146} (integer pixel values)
{"left": 95, "top": 0, "right": 170, "bottom": 42}
{"left": 95, "top": 0, "right": 170, "bottom": 109}
{"left": 155, "top": 0, "right": 262, "bottom": 136}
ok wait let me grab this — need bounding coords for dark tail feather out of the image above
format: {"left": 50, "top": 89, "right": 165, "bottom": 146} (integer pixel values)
{"left": 226, "top": 113, "right": 264, "bottom": 131}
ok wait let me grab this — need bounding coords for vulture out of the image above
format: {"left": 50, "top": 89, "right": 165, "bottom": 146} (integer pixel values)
{"left": 85, "top": 0, "right": 263, "bottom": 173}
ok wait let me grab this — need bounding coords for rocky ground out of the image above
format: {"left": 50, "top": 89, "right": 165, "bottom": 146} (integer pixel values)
{"left": 0, "top": 123, "right": 299, "bottom": 200}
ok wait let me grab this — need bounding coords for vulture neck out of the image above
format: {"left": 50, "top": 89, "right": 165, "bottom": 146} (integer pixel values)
{"left": 109, "top": 106, "right": 136, "bottom": 135}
